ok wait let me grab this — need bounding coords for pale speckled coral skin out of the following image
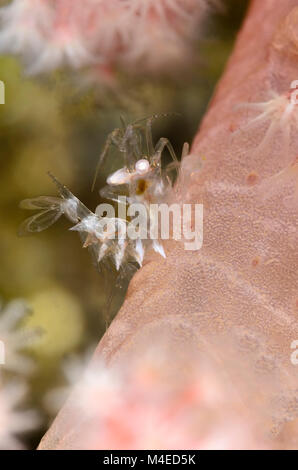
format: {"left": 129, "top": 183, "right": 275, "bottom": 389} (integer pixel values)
{"left": 39, "top": 0, "right": 298, "bottom": 449}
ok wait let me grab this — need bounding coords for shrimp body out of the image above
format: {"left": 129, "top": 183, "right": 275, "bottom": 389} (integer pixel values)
{"left": 20, "top": 118, "right": 187, "bottom": 271}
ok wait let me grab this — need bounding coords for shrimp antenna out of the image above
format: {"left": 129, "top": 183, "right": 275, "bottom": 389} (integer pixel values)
{"left": 91, "top": 127, "right": 122, "bottom": 192}
{"left": 131, "top": 112, "right": 181, "bottom": 127}
{"left": 120, "top": 115, "right": 126, "bottom": 128}
{"left": 47, "top": 171, "right": 71, "bottom": 200}
{"left": 48, "top": 171, "right": 79, "bottom": 202}
{"left": 91, "top": 145, "right": 108, "bottom": 192}
{"left": 48, "top": 171, "right": 91, "bottom": 219}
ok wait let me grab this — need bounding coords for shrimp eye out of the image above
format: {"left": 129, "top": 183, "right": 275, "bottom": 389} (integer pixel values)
{"left": 135, "top": 159, "right": 150, "bottom": 174}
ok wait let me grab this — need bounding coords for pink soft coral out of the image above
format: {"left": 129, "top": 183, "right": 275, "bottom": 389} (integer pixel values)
{"left": 40, "top": 343, "right": 268, "bottom": 450}
{"left": 0, "top": 0, "right": 215, "bottom": 74}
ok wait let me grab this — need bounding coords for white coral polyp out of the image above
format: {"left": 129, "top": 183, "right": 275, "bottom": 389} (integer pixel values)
{"left": 0, "top": 0, "right": 102, "bottom": 73}
{"left": 0, "top": 381, "right": 39, "bottom": 449}
{"left": 0, "top": 0, "right": 214, "bottom": 74}
{"left": 235, "top": 90, "right": 298, "bottom": 158}
{"left": 25, "top": 0, "right": 101, "bottom": 74}
{"left": 52, "top": 348, "right": 265, "bottom": 450}
{"left": 0, "top": 0, "right": 51, "bottom": 59}
{"left": 121, "top": 0, "right": 203, "bottom": 29}
{"left": 0, "top": 300, "right": 38, "bottom": 375}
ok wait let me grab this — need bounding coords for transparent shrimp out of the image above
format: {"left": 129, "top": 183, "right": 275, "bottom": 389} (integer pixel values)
{"left": 0, "top": 299, "right": 41, "bottom": 375}
{"left": 19, "top": 114, "right": 185, "bottom": 277}
{"left": 100, "top": 128, "right": 186, "bottom": 206}
{"left": 96, "top": 117, "right": 187, "bottom": 265}
{"left": 92, "top": 113, "right": 183, "bottom": 191}
{"left": 19, "top": 173, "right": 138, "bottom": 271}
{"left": 18, "top": 173, "right": 151, "bottom": 328}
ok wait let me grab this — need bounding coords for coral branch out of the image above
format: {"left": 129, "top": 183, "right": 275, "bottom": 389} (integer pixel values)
{"left": 0, "top": 0, "right": 216, "bottom": 75}
{"left": 38, "top": 0, "right": 298, "bottom": 449}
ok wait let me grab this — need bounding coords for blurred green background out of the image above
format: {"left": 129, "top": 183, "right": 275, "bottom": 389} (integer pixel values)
{"left": 0, "top": 0, "right": 249, "bottom": 447}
